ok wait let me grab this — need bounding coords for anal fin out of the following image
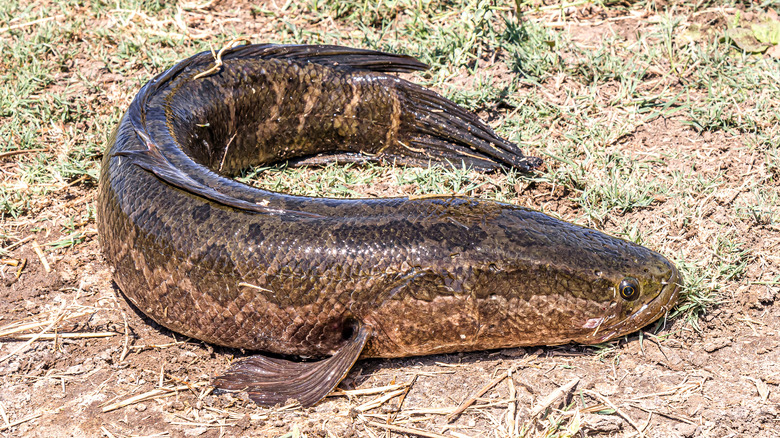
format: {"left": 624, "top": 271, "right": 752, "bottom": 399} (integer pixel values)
{"left": 212, "top": 323, "right": 370, "bottom": 407}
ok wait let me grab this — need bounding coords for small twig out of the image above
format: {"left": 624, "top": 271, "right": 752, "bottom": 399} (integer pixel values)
{"left": 102, "top": 383, "right": 206, "bottom": 412}
{"left": 365, "top": 420, "right": 453, "bottom": 438}
{"left": 0, "top": 401, "right": 9, "bottom": 427}
{"left": 0, "top": 148, "right": 49, "bottom": 159}
{"left": 0, "top": 412, "right": 42, "bottom": 432}
{"left": 447, "top": 356, "right": 536, "bottom": 423}
{"left": 585, "top": 390, "right": 645, "bottom": 438}
{"left": 329, "top": 383, "right": 409, "bottom": 398}
{"left": 507, "top": 369, "right": 517, "bottom": 436}
{"left": 119, "top": 311, "right": 130, "bottom": 362}
{"left": 1, "top": 235, "right": 33, "bottom": 253}
{"left": 31, "top": 241, "right": 50, "bottom": 273}
{"left": 0, "top": 302, "right": 67, "bottom": 363}
{"left": 529, "top": 377, "right": 580, "bottom": 418}
{"left": 100, "top": 426, "right": 118, "bottom": 438}
{"left": 390, "top": 374, "right": 418, "bottom": 421}
{"left": 14, "top": 258, "right": 26, "bottom": 280}
{"left": 627, "top": 403, "right": 698, "bottom": 426}
{"left": 447, "top": 371, "right": 509, "bottom": 422}
{"left": 355, "top": 389, "right": 406, "bottom": 412}
{"left": 193, "top": 37, "right": 251, "bottom": 80}
{"left": 218, "top": 132, "right": 237, "bottom": 173}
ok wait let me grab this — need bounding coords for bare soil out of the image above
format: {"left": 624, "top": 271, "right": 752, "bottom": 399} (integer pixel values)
{"left": 1, "top": 2, "right": 779, "bottom": 437}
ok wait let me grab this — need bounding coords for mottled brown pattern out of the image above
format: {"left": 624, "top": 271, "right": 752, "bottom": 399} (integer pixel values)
{"left": 98, "top": 44, "right": 679, "bottom": 362}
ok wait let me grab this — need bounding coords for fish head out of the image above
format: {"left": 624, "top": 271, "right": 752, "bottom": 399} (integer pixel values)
{"left": 570, "top": 248, "right": 680, "bottom": 344}
{"left": 489, "top": 208, "right": 681, "bottom": 346}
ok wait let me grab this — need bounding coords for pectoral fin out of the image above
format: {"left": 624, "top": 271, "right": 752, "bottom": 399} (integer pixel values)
{"left": 212, "top": 323, "right": 370, "bottom": 407}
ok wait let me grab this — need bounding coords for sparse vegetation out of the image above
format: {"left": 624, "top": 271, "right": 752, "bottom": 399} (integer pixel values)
{"left": 1, "top": 0, "right": 779, "bottom": 437}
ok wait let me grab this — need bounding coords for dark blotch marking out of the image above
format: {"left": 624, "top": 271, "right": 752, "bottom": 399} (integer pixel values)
{"left": 191, "top": 204, "right": 211, "bottom": 222}
{"left": 248, "top": 223, "right": 265, "bottom": 243}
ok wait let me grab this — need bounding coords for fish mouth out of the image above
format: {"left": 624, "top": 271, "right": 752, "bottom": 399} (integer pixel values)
{"left": 592, "top": 263, "right": 681, "bottom": 343}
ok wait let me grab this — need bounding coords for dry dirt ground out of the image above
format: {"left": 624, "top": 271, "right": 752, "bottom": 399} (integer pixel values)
{"left": 1, "top": 1, "right": 779, "bottom": 438}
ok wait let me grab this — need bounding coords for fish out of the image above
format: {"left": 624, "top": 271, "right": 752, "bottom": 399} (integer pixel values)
{"left": 97, "top": 43, "right": 680, "bottom": 407}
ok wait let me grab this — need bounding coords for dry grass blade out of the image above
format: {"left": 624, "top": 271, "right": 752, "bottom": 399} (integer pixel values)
{"left": 0, "top": 412, "right": 42, "bottom": 432}
{"left": 528, "top": 377, "right": 580, "bottom": 418}
{"left": 0, "top": 148, "right": 49, "bottom": 159}
{"left": 355, "top": 389, "right": 407, "bottom": 412}
{"left": 506, "top": 369, "right": 518, "bottom": 436}
{"left": 329, "top": 383, "right": 409, "bottom": 398}
{"left": 0, "top": 235, "right": 33, "bottom": 252}
{"left": 364, "top": 420, "right": 453, "bottom": 438}
{"left": 181, "top": 0, "right": 216, "bottom": 11}
{"left": 400, "top": 406, "right": 459, "bottom": 415}
{"left": 0, "top": 401, "right": 9, "bottom": 426}
{"left": 31, "top": 241, "right": 50, "bottom": 273}
{"left": 99, "top": 426, "right": 118, "bottom": 438}
{"left": 390, "top": 374, "right": 418, "bottom": 421}
{"left": 447, "top": 355, "right": 538, "bottom": 422}
{"left": 1, "top": 332, "right": 117, "bottom": 340}
{"left": 119, "top": 311, "right": 130, "bottom": 362}
{"left": 0, "top": 303, "right": 102, "bottom": 338}
{"left": 0, "top": 302, "right": 67, "bottom": 364}
{"left": 446, "top": 372, "right": 509, "bottom": 422}
{"left": 0, "top": 16, "right": 63, "bottom": 33}
{"left": 584, "top": 390, "right": 645, "bottom": 438}
{"left": 102, "top": 383, "right": 207, "bottom": 412}
{"left": 627, "top": 403, "right": 698, "bottom": 426}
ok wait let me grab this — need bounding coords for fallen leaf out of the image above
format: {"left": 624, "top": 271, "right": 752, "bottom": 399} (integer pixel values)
{"left": 752, "top": 20, "right": 780, "bottom": 45}
{"left": 726, "top": 27, "right": 770, "bottom": 53}
{"left": 746, "top": 377, "right": 769, "bottom": 402}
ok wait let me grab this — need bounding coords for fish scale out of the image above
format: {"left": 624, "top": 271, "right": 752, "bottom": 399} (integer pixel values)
{"left": 98, "top": 43, "right": 679, "bottom": 407}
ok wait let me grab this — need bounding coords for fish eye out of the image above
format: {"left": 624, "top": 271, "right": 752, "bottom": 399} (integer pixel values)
{"left": 619, "top": 278, "right": 640, "bottom": 301}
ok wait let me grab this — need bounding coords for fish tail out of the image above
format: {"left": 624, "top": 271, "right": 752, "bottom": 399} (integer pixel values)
{"left": 392, "top": 82, "right": 542, "bottom": 172}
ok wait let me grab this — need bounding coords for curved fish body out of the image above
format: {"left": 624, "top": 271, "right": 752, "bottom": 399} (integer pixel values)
{"left": 98, "top": 44, "right": 679, "bottom": 406}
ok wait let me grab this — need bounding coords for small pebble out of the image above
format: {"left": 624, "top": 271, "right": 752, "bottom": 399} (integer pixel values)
{"left": 703, "top": 338, "right": 731, "bottom": 353}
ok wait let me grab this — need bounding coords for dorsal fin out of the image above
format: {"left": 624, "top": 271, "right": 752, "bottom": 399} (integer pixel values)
{"left": 222, "top": 43, "right": 429, "bottom": 73}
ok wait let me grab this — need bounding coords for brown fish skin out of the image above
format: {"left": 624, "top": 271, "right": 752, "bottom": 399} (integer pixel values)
{"left": 98, "top": 44, "right": 679, "bottom": 406}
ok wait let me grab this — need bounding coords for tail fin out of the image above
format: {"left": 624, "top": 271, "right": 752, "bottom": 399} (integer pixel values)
{"left": 392, "top": 82, "right": 542, "bottom": 172}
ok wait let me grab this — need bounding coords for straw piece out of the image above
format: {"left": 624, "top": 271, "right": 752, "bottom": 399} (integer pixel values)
{"left": 0, "top": 302, "right": 67, "bottom": 364}
{"left": 31, "top": 241, "right": 50, "bottom": 273}
{"left": 0, "top": 413, "right": 42, "bottom": 432}
{"left": 584, "top": 390, "right": 645, "bottom": 438}
{"left": 355, "top": 389, "right": 407, "bottom": 412}
{"left": 1, "top": 332, "right": 117, "bottom": 340}
{"left": 365, "top": 421, "right": 453, "bottom": 438}
{"left": 529, "top": 377, "right": 580, "bottom": 418}
{"left": 0, "top": 16, "right": 63, "bottom": 33}
{"left": 447, "top": 355, "right": 537, "bottom": 423}
{"left": 102, "top": 383, "right": 206, "bottom": 412}
{"left": 0, "top": 236, "right": 33, "bottom": 253}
